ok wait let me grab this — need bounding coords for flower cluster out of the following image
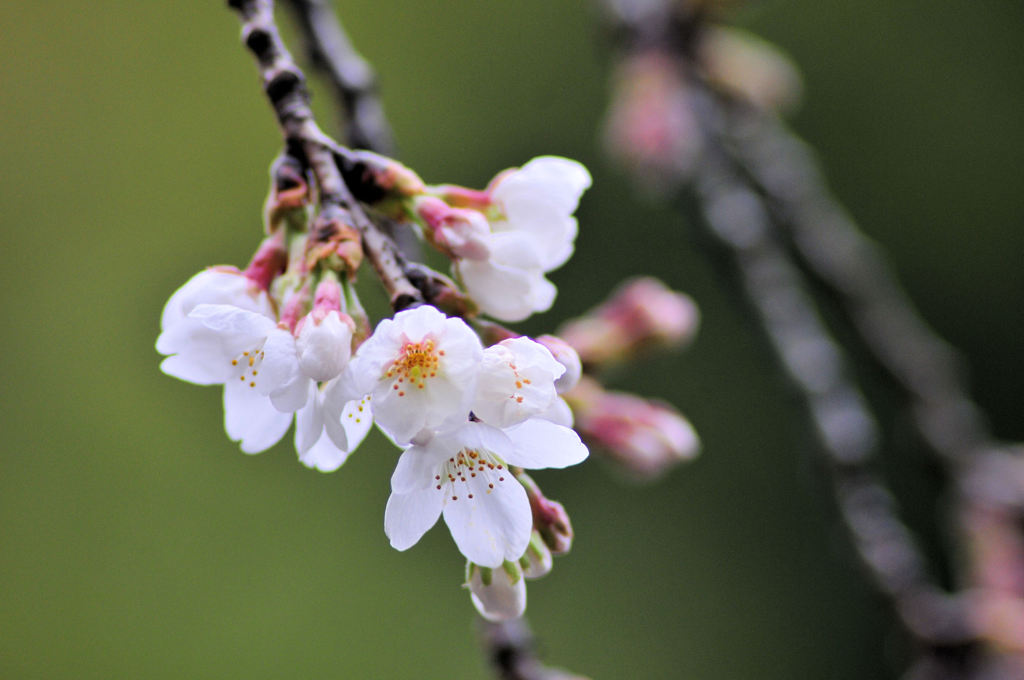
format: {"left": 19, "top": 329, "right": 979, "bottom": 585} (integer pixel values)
{"left": 158, "top": 155, "right": 595, "bottom": 621}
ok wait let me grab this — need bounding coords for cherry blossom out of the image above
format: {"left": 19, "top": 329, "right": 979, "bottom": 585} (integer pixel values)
{"left": 384, "top": 419, "right": 587, "bottom": 568}
{"left": 471, "top": 337, "right": 564, "bottom": 429}
{"left": 157, "top": 268, "right": 273, "bottom": 384}
{"left": 342, "top": 305, "right": 483, "bottom": 444}
{"left": 454, "top": 156, "right": 591, "bottom": 322}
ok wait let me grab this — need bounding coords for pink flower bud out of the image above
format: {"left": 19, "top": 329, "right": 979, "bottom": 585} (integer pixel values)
{"left": 242, "top": 231, "right": 288, "bottom": 291}
{"left": 536, "top": 335, "right": 582, "bottom": 394}
{"left": 568, "top": 377, "right": 699, "bottom": 478}
{"left": 602, "top": 51, "right": 702, "bottom": 189}
{"left": 559, "top": 277, "right": 699, "bottom": 366}
{"left": 415, "top": 196, "right": 492, "bottom": 260}
{"left": 518, "top": 472, "right": 574, "bottom": 555}
{"left": 295, "top": 280, "right": 354, "bottom": 382}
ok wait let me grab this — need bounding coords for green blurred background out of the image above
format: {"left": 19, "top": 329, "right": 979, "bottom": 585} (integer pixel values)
{"left": 2, "top": 1, "right": 1021, "bottom": 678}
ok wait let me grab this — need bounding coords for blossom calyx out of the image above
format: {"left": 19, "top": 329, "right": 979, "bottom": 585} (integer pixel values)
{"left": 305, "top": 205, "right": 363, "bottom": 275}
{"left": 519, "top": 532, "right": 553, "bottom": 580}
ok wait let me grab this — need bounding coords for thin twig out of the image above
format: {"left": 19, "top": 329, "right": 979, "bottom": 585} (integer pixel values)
{"left": 228, "top": 0, "right": 420, "bottom": 309}
{"left": 281, "top": 0, "right": 396, "bottom": 154}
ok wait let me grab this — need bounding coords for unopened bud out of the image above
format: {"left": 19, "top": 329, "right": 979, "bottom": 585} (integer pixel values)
{"left": 602, "top": 51, "right": 702, "bottom": 190}
{"left": 295, "top": 280, "right": 355, "bottom": 382}
{"left": 559, "top": 277, "right": 699, "bottom": 366}
{"left": 276, "top": 280, "right": 311, "bottom": 333}
{"left": 414, "top": 196, "right": 491, "bottom": 260}
{"left": 568, "top": 376, "right": 699, "bottom": 478}
{"left": 519, "top": 532, "right": 553, "bottom": 580}
{"left": 467, "top": 560, "right": 526, "bottom": 622}
{"left": 536, "top": 335, "right": 582, "bottom": 394}
{"left": 518, "top": 472, "right": 574, "bottom": 555}
{"left": 242, "top": 230, "right": 288, "bottom": 291}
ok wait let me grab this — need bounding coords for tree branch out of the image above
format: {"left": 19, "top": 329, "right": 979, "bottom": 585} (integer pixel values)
{"left": 228, "top": 0, "right": 420, "bottom": 310}
{"left": 599, "top": 2, "right": 1024, "bottom": 676}
{"left": 281, "top": 0, "right": 396, "bottom": 155}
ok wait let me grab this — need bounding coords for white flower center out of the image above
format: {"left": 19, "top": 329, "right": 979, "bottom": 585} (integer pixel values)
{"left": 385, "top": 339, "right": 443, "bottom": 397}
{"left": 229, "top": 345, "right": 266, "bottom": 389}
{"left": 434, "top": 448, "right": 508, "bottom": 502}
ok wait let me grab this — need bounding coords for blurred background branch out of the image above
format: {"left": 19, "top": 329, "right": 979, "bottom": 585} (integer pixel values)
{"left": 600, "top": 0, "right": 1024, "bottom": 677}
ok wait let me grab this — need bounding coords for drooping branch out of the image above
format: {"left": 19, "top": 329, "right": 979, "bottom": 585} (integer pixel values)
{"left": 228, "top": 0, "right": 420, "bottom": 309}
{"left": 714, "top": 97, "right": 990, "bottom": 468}
{"left": 688, "top": 83, "right": 970, "bottom": 652}
{"left": 282, "top": 0, "right": 396, "bottom": 154}
{"left": 598, "top": 1, "right": 1024, "bottom": 676}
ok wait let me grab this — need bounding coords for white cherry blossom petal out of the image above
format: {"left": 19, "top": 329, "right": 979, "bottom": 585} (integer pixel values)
{"left": 385, "top": 489, "right": 445, "bottom": 552}
{"left": 159, "top": 349, "right": 233, "bottom": 386}
{"left": 298, "top": 432, "right": 351, "bottom": 472}
{"left": 157, "top": 268, "right": 270, "bottom": 354}
{"left": 538, "top": 396, "right": 574, "bottom": 428}
{"left": 502, "top": 418, "right": 589, "bottom": 469}
{"left": 294, "top": 384, "right": 324, "bottom": 455}
{"left": 189, "top": 304, "right": 275, "bottom": 340}
{"left": 268, "top": 374, "right": 310, "bottom": 412}
{"left": 458, "top": 259, "right": 553, "bottom": 323}
{"left": 353, "top": 305, "right": 481, "bottom": 443}
{"left": 256, "top": 328, "right": 299, "bottom": 392}
{"left": 492, "top": 156, "right": 592, "bottom": 215}
{"left": 222, "top": 380, "right": 291, "bottom": 454}
{"left": 391, "top": 444, "right": 447, "bottom": 494}
{"left": 443, "top": 475, "right": 531, "bottom": 568}
{"left": 472, "top": 338, "right": 563, "bottom": 429}
{"left": 337, "top": 395, "right": 373, "bottom": 452}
